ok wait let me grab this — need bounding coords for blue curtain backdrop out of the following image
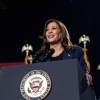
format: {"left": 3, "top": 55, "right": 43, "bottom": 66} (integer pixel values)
{"left": 0, "top": 0, "right": 100, "bottom": 99}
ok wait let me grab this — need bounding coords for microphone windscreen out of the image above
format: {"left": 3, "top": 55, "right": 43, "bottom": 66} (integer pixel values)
{"left": 47, "top": 48, "right": 55, "bottom": 55}
{"left": 43, "top": 48, "right": 55, "bottom": 61}
{"left": 33, "top": 50, "right": 43, "bottom": 57}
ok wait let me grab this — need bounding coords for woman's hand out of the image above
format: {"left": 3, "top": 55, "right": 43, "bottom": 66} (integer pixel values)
{"left": 85, "top": 73, "right": 92, "bottom": 86}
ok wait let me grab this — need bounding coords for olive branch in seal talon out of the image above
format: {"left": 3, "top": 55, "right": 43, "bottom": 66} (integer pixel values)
{"left": 27, "top": 87, "right": 32, "bottom": 93}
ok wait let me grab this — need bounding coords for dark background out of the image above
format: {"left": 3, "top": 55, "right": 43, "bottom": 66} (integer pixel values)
{"left": 0, "top": 0, "right": 100, "bottom": 99}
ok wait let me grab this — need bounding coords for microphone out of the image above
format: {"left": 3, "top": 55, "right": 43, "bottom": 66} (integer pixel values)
{"left": 43, "top": 48, "right": 55, "bottom": 62}
{"left": 32, "top": 50, "right": 43, "bottom": 63}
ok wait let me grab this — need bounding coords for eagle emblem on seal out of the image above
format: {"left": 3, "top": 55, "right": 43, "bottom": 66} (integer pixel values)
{"left": 28, "top": 77, "right": 43, "bottom": 94}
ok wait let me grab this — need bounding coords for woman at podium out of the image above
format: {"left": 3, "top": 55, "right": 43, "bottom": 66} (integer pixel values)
{"left": 39, "top": 19, "right": 92, "bottom": 86}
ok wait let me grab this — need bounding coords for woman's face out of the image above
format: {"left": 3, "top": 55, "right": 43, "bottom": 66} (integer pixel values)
{"left": 45, "top": 22, "right": 62, "bottom": 44}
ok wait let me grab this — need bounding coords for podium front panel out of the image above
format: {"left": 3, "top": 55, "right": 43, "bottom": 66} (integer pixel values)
{"left": 0, "top": 59, "right": 81, "bottom": 100}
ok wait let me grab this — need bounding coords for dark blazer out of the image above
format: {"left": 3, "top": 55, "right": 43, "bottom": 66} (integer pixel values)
{"left": 38, "top": 46, "right": 89, "bottom": 73}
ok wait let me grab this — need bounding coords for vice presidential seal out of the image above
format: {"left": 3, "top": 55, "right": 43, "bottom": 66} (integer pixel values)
{"left": 20, "top": 70, "right": 51, "bottom": 100}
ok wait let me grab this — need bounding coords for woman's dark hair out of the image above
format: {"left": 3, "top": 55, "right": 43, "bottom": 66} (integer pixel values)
{"left": 40, "top": 19, "right": 74, "bottom": 52}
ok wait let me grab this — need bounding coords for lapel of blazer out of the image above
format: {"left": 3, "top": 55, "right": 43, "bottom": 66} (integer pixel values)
{"left": 45, "top": 50, "right": 74, "bottom": 62}
{"left": 63, "top": 50, "right": 74, "bottom": 60}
